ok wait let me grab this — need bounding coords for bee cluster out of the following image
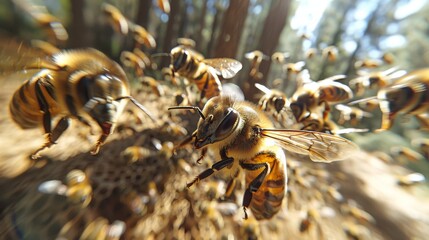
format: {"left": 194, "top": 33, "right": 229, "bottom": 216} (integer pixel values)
{"left": 0, "top": 1, "right": 428, "bottom": 240}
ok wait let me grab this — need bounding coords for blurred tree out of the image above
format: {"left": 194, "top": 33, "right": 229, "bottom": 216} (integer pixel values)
{"left": 316, "top": 0, "right": 357, "bottom": 80}
{"left": 244, "top": 0, "right": 291, "bottom": 102}
{"left": 161, "top": 0, "right": 183, "bottom": 67}
{"left": 136, "top": 0, "right": 152, "bottom": 28}
{"left": 194, "top": 1, "right": 207, "bottom": 50}
{"left": 69, "top": 0, "right": 90, "bottom": 48}
{"left": 207, "top": 2, "right": 227, "bottom": 57}
{"left": 213, "top": 0, "right": 249, "bottom": 58}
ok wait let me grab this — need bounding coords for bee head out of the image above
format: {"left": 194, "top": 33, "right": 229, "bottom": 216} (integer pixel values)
{"left": 194, "top": 97, "right": 240, "bottom": 149}
{"left": 168, "top": 97, "right": 241, "bottom": 149}
{"left": 80, "top": 74, "right": 128, "bottom": 135}
{"left": 170, "top": 46, "right": 188, "bottom": 71}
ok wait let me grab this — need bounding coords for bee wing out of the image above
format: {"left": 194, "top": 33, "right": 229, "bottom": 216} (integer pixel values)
{"left": 38, "top": 180, "right": 67, "bottom": 195}
{"left": 203, "top": 58, "right": 243, "bottom": 79}
{"left": 260, "top": 128, "right": 358, "bottom": 162}
{"left": 254, "top": 83, "right": 272, "bottom": 95}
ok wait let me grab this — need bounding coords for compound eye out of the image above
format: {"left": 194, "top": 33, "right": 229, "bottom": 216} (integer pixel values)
{"left": 173, "top": 51, "right": 188, "bottom": 70}
{"left": 290, "top": 102, "right": 303, "bottom": 120}
{"left": 274, "top": 98, "right": 286, "bottom": 113}
{"left": 214, "top": 108, "right": 239, "bottom": 139}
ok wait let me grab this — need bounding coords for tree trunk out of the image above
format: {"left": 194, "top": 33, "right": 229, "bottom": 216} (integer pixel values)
{"left": 160, "top": 0, "right": 182, "bottom": 68}
{"left": 195, "top": 1, "right": 208, "bottom": 53}
{"left": 136, "top": 0, "right": 152, "bottom": 28}
{"left": 69, "top": 0, "right": 90, "bottom": 48}
{"left": 244, "top": 0, "right": 291, "bottom": 102}
{"left": 317, "top": 1, "right": 356, "bottom": 81}
{"left": 213, "top": 0, "right": 250, "bottom": 59}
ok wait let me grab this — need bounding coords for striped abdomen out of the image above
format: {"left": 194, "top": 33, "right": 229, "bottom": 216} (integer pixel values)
{"left": 245, "top": 150, "right": 287, "bottom": 220}
{"left": 176, "top": 58, "right": 221, "bottom": 99}
{"left": 9, "top": 72, "right": 60, "bottom": 129}
{"left": 191, "top": 64, "right": 222, "bottom": 99}
{"left": 318, "top": 81, "right": 353, "bottom": 103}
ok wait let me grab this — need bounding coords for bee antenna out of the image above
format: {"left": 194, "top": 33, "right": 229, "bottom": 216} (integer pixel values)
{"left": 115, "top": 96, "right": 156, "bottom": 122}
{"left": 151, "top": 53, "right": 171, "bottom": 58}
{"left": 168, "top": 106, "right": 206, "bottom": 120}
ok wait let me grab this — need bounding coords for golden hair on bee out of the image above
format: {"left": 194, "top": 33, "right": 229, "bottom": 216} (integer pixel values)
{"left": 169, "top": 96, "right": 357, "bottom": 220}
{"left": 9, "top": 48, "right": 154, "bottom": 159}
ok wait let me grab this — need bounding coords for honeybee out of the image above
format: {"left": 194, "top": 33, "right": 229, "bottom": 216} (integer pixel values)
{"left": 284, "top": 61, "right": 306, "bottom": 74}
{"left": 322, "top": 46, "right": 338, "bottom": 62}
{"left": 102, "top": 3, "right": 129, "bottom": 35}
{"left": 390, "top": 146, "right": 425, "bottom": 163}
{"left": 335, "top": 104, "right": 372, "bottom": 126}
{"left": 140, "top": 76, "right": 165, "bottom": 97}
{"left": 121, "top": 146, "right": 152, "bottom": 163}
{"left": 342, "top": 222, "right": 370, "bottom": 240}
{"left": 130, "top": 23, "right": 157, "bottom": 49}
{"left": 376, "top": 68, "right": 429, "bottom": 131}
{"left": 9, "top": 48, "right": 154, "bottom": 158}
{"left": 290, "top": 75, "right": 352, "bottom": 123}
{"left": 169, "top": 96, "right": 357, "bottom": 220}
{"left": 18, "top": 3, "right": 68, "bottom": 42}
{"left": 244, "top": 50, "right": 268, "bottom": 79}
{"left": 177, "top": 38, "right": 196, "bottom": 48}
{"left": 38, "top": 169, "right": 93, "bottom": 207}
{"left": 299, "top": 208, "right": 322, "bottom": 235}
{"left": 133, "top": 48, "right": 153, "bottom": 68}
{"left": 354, "top": 59, "right": 382, "bottom": 69}
{"left": 120, "top": 51, "right": 146, "bottom": 76}
{"left": 271, "top": 51, "right": 290, "bottom": 64}
{"left": 169, "top": 46, "right": 242, "bottom": 100}
{"left": 397, "top": 172, "right": 425, "bottom": 187}
{"left": 341, "top": 203, "right": 375, "bottom": 224}
{"left": 349, "top": 67, "right": 403, "bottom": 96}
{"left": 80, "top": 218, "right": 126, "bottom": 240}
{"left": 305, "top": 48, "right": 318, "bottom": 59}
{"left": 255, "top": 83, "right": 288, "bottom": 115}
{"left": 31, "top": 39, "right": 61, "bottom": 55}
{"left": 412, "top": 139, "right": 429, "bottom": 159}
{"left": 382, "top": 52, "right": 394, "bottom": 64}
{"left": 157, "top": 0, "right": 171, "bottom": 14}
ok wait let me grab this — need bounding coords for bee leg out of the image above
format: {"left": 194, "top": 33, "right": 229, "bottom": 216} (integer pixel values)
{"left": 32, "top": 117, "right": 70, "bottom": 160}
{"left": 186, "top": 154, "right": 234, "bottom": 188}
{"left": 240, "top": 162, "right": 270, "bottom": 219}
{"left": 90, "top": 134, "right": 108, "bottom": 155}
{"left": 31, "top": 79, "right": 54, "bottom": 160}
{"left": 196, "top": 148, "right": 207, "bottom": 164}
{"left": 222, "top": 170, "right": 239, "bottom": 201}
{"left": 51, "top": 117, "right": 70, "bottom": 142}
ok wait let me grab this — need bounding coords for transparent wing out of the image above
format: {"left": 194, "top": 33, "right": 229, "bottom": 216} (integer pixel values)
{"left": 255, "top": 83, "right": 272, "bottom": 95}
{"left": 203, "top": 58, "right": 243, "bottom": 79}
{"left": 260, "top": 128, "right": 358, "bottom": 162}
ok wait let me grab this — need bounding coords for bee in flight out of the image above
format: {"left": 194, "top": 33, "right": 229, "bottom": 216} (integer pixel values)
{"left": 167, "top": 45, "right": 242, "bottom": 101}
{"left": 289, "top": 74, "right": 352, "bottom": 131}
{"left": 38, "top": 169, "right": 93, "bottom": 207}
{"left": 376, "top": 68, "right": 429, "bottom": 131}
{"left": 169, "top": 96, "right": 357, "bottom": 220}
{"left": 9, "top": 48, "right": 154, "bottom": 159}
